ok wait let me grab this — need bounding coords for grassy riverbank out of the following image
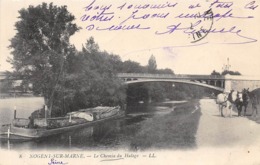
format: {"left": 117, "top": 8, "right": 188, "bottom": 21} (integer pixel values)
{"left": 130, "top": 100, "right": 201, "bottom": 150}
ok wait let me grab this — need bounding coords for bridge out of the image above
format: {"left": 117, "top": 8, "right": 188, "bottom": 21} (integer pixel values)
{"left": 1, "top": 72, "right": 260, "bottom": 92}
{"left": 117, "top": 73, "right": 260, "bottom": 92}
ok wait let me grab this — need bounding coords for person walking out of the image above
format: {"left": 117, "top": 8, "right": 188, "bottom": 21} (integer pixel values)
{"left": 251, "top": 94, "right": 259, "bottom": 118}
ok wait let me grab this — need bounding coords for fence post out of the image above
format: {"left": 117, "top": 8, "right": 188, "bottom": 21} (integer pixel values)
{"left": 14, "top": 106, "right": 17, "bottom": 119}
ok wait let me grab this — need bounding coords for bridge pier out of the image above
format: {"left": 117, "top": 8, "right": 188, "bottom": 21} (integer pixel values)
{"left": 221, "top": 81, "right": 224, "bottom": 88}
{"left": 224, "top": 79, "right": 232, "bottom": 92}
{"left": 224, "top": 75, "right": 260, "bottom": 92}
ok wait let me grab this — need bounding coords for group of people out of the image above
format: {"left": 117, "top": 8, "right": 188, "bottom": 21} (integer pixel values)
{"left": 235, "top": 89, "right": 259, "bottom": 118}
{"left": 216, "top": 88, "right": 259, "bottom": 118}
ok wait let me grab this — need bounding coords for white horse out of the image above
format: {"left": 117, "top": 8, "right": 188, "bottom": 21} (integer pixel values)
{"left": 216, "top": 91, "right": 242, "bottom": 117}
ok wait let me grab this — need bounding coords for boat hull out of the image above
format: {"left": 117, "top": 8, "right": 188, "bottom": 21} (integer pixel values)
{"left": 0, "top": 111, "right": 124, "bottom": 141}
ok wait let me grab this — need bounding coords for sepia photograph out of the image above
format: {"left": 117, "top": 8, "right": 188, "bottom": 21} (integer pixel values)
{"left": 0, "top": 0, "right": 260, "bottom": 164}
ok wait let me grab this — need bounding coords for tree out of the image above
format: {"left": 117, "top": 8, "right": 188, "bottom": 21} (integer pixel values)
{"left": 8, "top": 3, "right": 80, "bottom": 114}
{"left": 61, "top": 37, "right": 126, "bottom": 114}
{"left": 210, "top": 69, "right": 241, "bottom": 76}
{"left": 120, "top": 60, "right": 146, "bottom": 73}
{"left": 147, "top": 55, "right": 157, "bottom": 73}
{"left": 211, "top": 70, "right": 221, "bottom": 75}
{"left": 84, "top": 36, "right": 99, "bottom": 53}
{"left": 221, "top": 70, "right": 241, "bottom": 75}
{"left": 157, "top": 68, "right": 174, "bottom": 74}
{"left": 0, "top": 80, "right": 13, "bottom": 93}
{"left": 0, "top": 72, "right": 14, "bottom": 93}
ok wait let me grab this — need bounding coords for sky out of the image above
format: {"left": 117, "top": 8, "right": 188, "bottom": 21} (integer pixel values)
{"left": 0, "top": 0, "right": 260, "bottom": 75}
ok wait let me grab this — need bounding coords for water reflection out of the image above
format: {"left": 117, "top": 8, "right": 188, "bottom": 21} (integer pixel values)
{"left": 0, "top": 102, "right": 176, "bottom": 151}
{"left": 0, "top": 118, "right": 126, "bottom": 150}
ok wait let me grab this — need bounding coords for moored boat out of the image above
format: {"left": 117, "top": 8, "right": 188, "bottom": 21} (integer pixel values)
{"left": 0, "top": 106, "right": 124, "bottom": 141}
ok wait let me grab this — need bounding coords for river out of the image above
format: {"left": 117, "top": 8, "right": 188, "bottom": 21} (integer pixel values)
{"left": 0, "top": 97, "right": 201, "bottom": 151}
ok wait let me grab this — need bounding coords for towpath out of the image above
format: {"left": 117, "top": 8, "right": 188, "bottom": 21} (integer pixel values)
{"left": 195, "top": 99, "right": 260, "bottom": 164}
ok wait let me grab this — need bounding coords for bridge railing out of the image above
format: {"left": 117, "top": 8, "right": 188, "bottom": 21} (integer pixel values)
{"left": 117, "top": 73, "right": 225, "bottom": 80}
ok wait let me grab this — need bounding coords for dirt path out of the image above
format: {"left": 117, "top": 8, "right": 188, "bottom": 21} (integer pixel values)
{"left": 196, "top": 99, "right": 260, "bottom": 148}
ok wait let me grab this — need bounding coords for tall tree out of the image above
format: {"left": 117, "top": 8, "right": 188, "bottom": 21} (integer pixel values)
{"left": 62, "top": 37, "right": 126, "bottom": 114}
{"left": 84, "top": 36, "right": 99, "bottom": 53}
{"left": 147, "top": 55, "right": 157, "bottom": 73}
{"left": 8, "top": 3, "right": 80, "bottom": 113}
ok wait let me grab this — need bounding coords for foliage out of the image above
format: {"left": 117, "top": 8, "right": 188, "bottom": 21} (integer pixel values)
{"left": 0, "top": 80, "right": 13, "bottom": 93}
{"left": 8, "top": 2, "right": 80, "bottom": 112}
{"left": 147, "top": 55, "right": 157, "bottom": 73}
{"left": 124, "top": 56, "right": 213, "bottom": 104}
{"left": 211, "top": 70, "right": 221, "bottom": 75}
{"left": 221, "top": 70, "right": 241, "bottom": 75}
{"left": 55, "top": 37, "right": 127, "bottom": 115}
{"left": 0, "top": 72, "right": 14, "bottom": 93}
{"left": 120, "top": 60, "right": 147, "bottom": 73}
{"left": 211, "top": 69, "right": 241, "bottom": 76}
{"left": 156, "top": 68, "right": 174, "bottom": 74}
{"left": 8, "top": 2, "right": 225, "bottom": 116}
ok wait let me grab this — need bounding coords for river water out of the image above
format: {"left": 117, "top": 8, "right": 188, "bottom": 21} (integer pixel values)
{"left": 0, "top": 97, "right": 190, "bottom": 151}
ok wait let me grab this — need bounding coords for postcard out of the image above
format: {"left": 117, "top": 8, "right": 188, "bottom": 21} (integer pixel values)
{"left": 0, "top": 0, "right": 260, "bottom": 164}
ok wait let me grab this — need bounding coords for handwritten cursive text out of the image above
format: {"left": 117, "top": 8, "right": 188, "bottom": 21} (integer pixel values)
{"left": 48, "top": 159, "right": 68, "bottom": 165}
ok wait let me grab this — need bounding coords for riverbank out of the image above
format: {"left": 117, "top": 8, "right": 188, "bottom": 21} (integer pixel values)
{"left": 0, "top": 93, "right": 37, "bottom": 99}
{"left": 130, "top": 100, "right": 201, "bottom": 150}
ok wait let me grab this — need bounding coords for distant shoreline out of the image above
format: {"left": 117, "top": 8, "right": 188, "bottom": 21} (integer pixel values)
{"left": 0, "top": 93, "right": 42, "bottom": 99}
{"left": 0, "top": 97, "right": 45, "bottom": 125}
